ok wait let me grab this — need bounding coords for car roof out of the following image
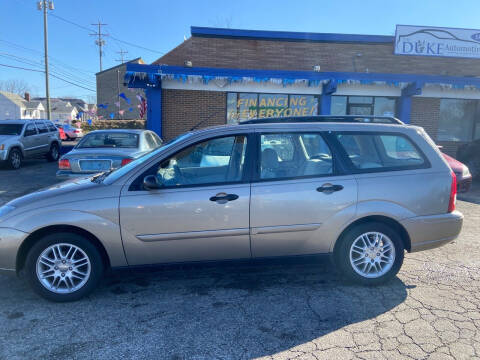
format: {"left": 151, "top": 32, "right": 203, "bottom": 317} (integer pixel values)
{"left": 189, "top": 120, "right": 418, "bottom": 137}
{"left": 0, "top": 119, "right": 53, "bottom": 124}
{"left": 85, "top": 129, "right": 147, "bottom": 135}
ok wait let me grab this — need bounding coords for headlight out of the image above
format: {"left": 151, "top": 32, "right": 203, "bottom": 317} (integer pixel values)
{"left": 0, "top": 205, "right": 15, "bottom": 218}
{"left": 462, "top": 165, "right": 471, "bottom": 178}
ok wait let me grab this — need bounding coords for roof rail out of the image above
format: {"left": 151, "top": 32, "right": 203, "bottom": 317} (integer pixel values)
{"left": 239, "top": 115, "right": 404, "bottom": 125}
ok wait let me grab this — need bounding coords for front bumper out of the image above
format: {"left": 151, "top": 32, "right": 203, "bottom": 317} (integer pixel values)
{"left": 401, "top": 210, "right": 463, "bottom": 252}
{"left": 0, "top": 149, "right": 8, "bottom": 161}
{"left": 0, "top": 227, "right": 29, "bottom": 271}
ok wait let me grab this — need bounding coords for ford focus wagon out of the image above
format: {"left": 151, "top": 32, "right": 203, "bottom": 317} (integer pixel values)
{"left": 0, "top": 116, "right": 463, "bottom": 301}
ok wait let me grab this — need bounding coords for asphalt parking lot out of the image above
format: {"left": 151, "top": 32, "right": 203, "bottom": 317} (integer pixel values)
{"left": 1, "top": 160, "right": 480, "bottom": 359}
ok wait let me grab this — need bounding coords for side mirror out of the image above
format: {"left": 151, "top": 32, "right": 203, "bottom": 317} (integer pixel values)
{"left": 143, "top": 175, "right": 161, "bottom": 190}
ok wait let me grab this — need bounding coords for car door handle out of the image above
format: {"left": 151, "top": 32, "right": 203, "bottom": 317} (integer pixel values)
{"left": 209, "top": 193, "right": 239, "bottom": 203}
{"left": 317, "top": 184, "right": 344, "bottom": 193}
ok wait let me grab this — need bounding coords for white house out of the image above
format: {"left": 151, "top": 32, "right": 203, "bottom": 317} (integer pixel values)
{"left": 0, "top": 91, "right": 45, "bottom": 120}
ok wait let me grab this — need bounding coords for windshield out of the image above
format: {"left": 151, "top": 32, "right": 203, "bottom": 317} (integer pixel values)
{"left": 0, "top": 124, "right": 24, "bottom": 135}
{"left": 77, "top": 132, "right": 139, "bottom": 149}
{"left": 102, "top": 132, "right": 192, "bottom": 185}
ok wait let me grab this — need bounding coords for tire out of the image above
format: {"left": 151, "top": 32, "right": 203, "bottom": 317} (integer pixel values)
{"left": 46, "top": 142, "right": 60, "bottom": 162}
{"left": 7, "top": 148, "right": 22, "bottom": 169}
{"left": 25, "top": 232, "right": 104, "bottom": 302}
{"left": 334, "top": 222, "right": 404, "bottom": 285}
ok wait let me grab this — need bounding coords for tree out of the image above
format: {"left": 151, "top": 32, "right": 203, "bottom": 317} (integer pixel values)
{"left": 0, "top": 79, "right": 32, "bottom": 96}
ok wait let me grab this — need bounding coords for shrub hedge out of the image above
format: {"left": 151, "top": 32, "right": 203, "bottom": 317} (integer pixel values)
{"left": 80, "top": 120, "right": 146, "bottom": 132}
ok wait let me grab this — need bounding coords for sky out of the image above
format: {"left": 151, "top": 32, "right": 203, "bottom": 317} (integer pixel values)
{"left": 1, "top": 0, "right": 480, "bottom": 102}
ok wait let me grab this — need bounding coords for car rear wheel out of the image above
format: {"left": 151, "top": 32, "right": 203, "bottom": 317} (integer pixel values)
{"left": 25, "top": 232, "right": 104, "bottom": 302}
{"left": 334, "top": 222, "right": 404, "bottom": 285}
{"left": 46, "top": 143, "right": 60, "bottom": 162}
{"left": 8, "top": 148, "right": 22, "bottom": 169}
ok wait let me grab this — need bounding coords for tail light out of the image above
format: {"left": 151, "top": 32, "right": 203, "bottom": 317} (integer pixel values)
{"left": 74, "top": 129, "right": 80, "bottom": 133}
{"left": 121, "top": 158, "right": 133, "bottom": 167}
{"left": 448, "top": 171, "right": 457, "bottom": 213}
{"left": 58, "top": 159, "right": 71, "bottom": 170}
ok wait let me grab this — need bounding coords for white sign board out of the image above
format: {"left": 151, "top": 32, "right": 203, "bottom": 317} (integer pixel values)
{"left": 395, "top": 25, "right": 480, "bottom": 59}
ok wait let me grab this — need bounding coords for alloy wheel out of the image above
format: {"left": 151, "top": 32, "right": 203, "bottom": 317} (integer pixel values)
{"left": 36, "top": 243, "right": 91, "bottom": 294}
{"left": 349, "top": 231, "right": 396, "bottom": 279}
{"left": 10, "top": 151, "right": 21, "bottom": 169}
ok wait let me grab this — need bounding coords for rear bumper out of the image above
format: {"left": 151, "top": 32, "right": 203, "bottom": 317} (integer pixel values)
{"left": 56, "top": 170, "right": 96, "bottom": 179}
{"left": 0, "top": 227, "right": 29, "bottom": 271}
{"left": 457, "top": 176, "right": 473, "bottom": 193}
{"left": 401, "top": 211, "right": 463, "bottom": 252}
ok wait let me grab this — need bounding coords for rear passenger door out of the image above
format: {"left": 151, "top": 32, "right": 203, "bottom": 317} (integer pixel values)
{"left": 250, "top": 131, "right": 358, "bottom": 258}
{"left": 34, "top": 121, "right": 50, "bottom": 153}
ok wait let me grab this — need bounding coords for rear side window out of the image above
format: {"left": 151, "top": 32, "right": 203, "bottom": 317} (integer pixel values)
{"left": 46, "top": 122, "right": 57, "bottom": 132}
{"left": 35, "top": 121, "right": 48, "bottom": 134}
{"left": 259, "top": 133, "right": 333, "bottom": 180}
{"left": 335, "top": 133, "right": 426, "bottom": 171}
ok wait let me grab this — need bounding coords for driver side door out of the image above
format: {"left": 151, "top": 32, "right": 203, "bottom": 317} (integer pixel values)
{"left": 119, "top": 133, "right": 253, "bottom": 266}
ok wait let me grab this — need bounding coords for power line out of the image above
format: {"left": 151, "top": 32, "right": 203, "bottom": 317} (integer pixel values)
{"left": 0, "top": 52, "right": 96, "bottom": 87}
{"left": 0, "top": 63, "right": 95, "bottom": 92}
{"left": 0, "top": 39, "right": 96, "bottom": 77}
{"left": 49, "top": 73, "right": 95, "bottom": 92}
{"left": 0, "top": 63, "right": 44, "bottom": 72}
{"left": 109, "top": 35, "right": 164, "bottom": 55}
{"left": 48, "top": 13, "right": 165, "bottom": 55}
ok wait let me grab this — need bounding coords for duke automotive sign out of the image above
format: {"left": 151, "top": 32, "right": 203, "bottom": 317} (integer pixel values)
{"left": 395, "top": 25, "right": 480, "bottom": 59}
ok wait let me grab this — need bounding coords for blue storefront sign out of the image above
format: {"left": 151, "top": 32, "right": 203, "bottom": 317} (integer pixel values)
{"left": 395, "top": 25, "right": 480, "bottom": 59}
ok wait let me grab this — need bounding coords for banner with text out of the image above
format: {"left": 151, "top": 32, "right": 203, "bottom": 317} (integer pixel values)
{"left": 395, "top": 25, "right": 480, "bottom": 59}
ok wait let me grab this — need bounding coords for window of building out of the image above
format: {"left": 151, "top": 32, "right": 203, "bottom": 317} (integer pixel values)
{"left": 438, "top": 99, "right": 480, "bottom": 142}
{"left": 331, "top": 96, "right": 397, "bottom": 117}
{"left": 227, "top": 93, "right": 319, "bottom": 123}
{"left": 335, "top": 133, "right": 425, "bottom": 171}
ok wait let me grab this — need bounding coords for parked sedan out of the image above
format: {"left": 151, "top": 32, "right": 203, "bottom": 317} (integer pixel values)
{"left": 442, "top": 153, "right": 472, "bottom": 193}
{"left": 56, "top": 129, "right": 162, "bottom": 179}
{"left": 61, "top": 124, "right": 84, "bottom": 141}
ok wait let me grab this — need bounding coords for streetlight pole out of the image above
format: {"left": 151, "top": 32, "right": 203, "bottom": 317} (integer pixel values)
{"left": 38, "top": 0, "right": 53, "bottom": 120}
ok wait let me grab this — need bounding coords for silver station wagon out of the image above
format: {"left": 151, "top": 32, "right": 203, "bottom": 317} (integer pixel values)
{"left": 0, "top": 116, "right": 463, "bottom": 301}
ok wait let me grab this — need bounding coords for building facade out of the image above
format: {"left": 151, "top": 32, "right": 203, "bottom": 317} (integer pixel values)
{"left": 0, "top": 91, "right": 45, "bottom": 120}
{"left": 96, "top": 58, "right": 146, "bottom": 120}
{"left": 125, "top": 26, "right": 480, "bottom": 156}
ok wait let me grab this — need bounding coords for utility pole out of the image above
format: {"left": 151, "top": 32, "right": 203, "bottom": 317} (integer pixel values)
{"left": 37, "top": 0, "right": 54, "bottom": 120}
{"left": 90, "top": 21, "right": 108, "bottom": 72}
{"left": 115, "top": 49, "right": 128, "bottom": 64}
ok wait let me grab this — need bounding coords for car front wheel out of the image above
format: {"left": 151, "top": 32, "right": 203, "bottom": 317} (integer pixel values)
{"left": 334, "top": 222, "right": 404, "bottom": 285}
{"left": 25, "top": 232, "right": 104, "bottom": 302}
{"left": 8, "top": 148, "right": 22, "bottom": 169}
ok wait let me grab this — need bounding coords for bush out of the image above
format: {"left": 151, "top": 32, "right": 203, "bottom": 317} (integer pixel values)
{"left": 80, "top": 120, "right": 146, "bottom": 133}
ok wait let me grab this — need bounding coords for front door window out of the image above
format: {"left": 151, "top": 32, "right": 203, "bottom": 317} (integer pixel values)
{"left": 140, "top": 135, "right": 248, "bottom": 188}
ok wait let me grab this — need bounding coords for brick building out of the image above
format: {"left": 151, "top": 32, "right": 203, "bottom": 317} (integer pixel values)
{"left": 125, "top": 26, "right": 480, "bottom": 156}
{"left": 96, "top": 57, "right": 145, "bottom": 120}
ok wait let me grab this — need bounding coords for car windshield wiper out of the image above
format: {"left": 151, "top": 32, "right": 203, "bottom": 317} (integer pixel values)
{"left": 91, "top": 169, "right": 114, "bottom": 183}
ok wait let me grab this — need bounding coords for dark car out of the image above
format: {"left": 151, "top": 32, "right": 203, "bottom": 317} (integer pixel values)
{"left": 457, "top": 140, "right": 480, "bottom": 179}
